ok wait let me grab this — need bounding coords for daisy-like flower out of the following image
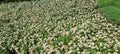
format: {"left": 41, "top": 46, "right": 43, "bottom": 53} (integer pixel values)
{"left": 65, "top": 52, "right": 69, "bottom": 54}
{"left": 48, "top": 47, "right": 54, "bottom": 54}
{"left": 118, "top": 30, "right": 120, "bottom": 32}
{"left": 108, "top": 52, "right": 112, "bottom": 54}
{"left": 90, "top": 42, "right": 95, "bottom": 45}
{"left": 65, "top": 31, "right": 69, "bottom": 35}
{"left": 81, "top": 50, "right": 87, "bottom": 54}
{"left": 113, "top": 32, "right": 117, "bottom": 35}
{"left": 43, "top": 43, "right": 47, "bottom": 50}
{"left": 103, "top": 46, "right": 106, "bottom": 49}
{"left": 54, "top": 48, "right": 60, "bottom": 54}
{"left": 62, "top": 45, "right": 68, "bottom": 49}
{"left": 96, "top": 52, "right": 101, "bottom": 54}
{"left": 77, "top": 51, "right": 80, "bottom": 54}
{"left": 68, "top": 40, "right": 73, "bottom": 45}
{"left": 83, "top": 43, "right": 88, "bottom": 47}
{"left": 68, "top": 50, "right": 73, "bottom": 54}
{"left": 92, "top": 37, "right": 97, "bottom": 41}
{"left": 73, "top": 43, "right": 77, "bottom": 48}
{"left": 70, "top": 27, "right": 77, "bottom": 33}
{"left": 76, "top": 47, "right": 79, "bottom": 51}
{"left": 113, "top": 52, "right": 118, "bottom": 54}
{"left": 116, "top": 41, "right": 120, "bottom": 47}
{"left": 58, "top": 42, "right": 64, "bottom": 46}
{"left": 29, "top": 47, "right": 33, "bottom": 54}
{"left": 99, "top": 43, "right": 103, "bottom": 47}
{"left": 56, "top": 51, "right": 61, "bottom": 54}
{"left": 91, "top": 46, "right": 96, "bottom": 49}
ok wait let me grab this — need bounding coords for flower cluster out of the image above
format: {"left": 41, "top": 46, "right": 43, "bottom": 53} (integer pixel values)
{"left": 0, "top": 0, "right": 120, "bottom": 54}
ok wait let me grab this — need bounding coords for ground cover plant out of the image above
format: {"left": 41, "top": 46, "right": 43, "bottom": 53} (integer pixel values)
{"left": 97, "top": 0, "right": 120, "bottom": 22}
{"left": 0, "top": 0, "right": 120, "bottom": 54}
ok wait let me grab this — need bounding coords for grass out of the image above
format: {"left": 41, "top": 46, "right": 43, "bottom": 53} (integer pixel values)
{"left": 97, "top": 0, "right": 120, "bottom": 22}
{"left": 0, "top": 0, "right": 120, "bottom": 54}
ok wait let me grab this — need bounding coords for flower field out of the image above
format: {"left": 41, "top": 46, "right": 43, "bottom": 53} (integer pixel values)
{"left": 0, "top": 0, "right": 120, "bottom": 54}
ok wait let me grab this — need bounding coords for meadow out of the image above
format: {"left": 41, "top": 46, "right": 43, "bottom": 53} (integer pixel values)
{"left": 0, "top": 0, "right": 120, "bottom": 54}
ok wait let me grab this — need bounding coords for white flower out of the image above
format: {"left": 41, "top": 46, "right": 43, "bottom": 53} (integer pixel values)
{"left": 56, "top": 50, "right": 61, "bottom": 54}
{"left": 92, "top": 37, "right": 96, "bottom": 41}
{"left": 43, "top": 43, "right": 47, "bottom": 50}
{"left": 65, "top": 31, "right": 69, "bottom": 35}
{"left": 48, "top": 47, "right": 55, "bottom": 54}
{"left": 54, "top": 48, "right": 61, "bottom": 54}
{"left": 58, "top": 42, "right": 64, "bottom": 46}
{"left": 65, "top": 52, "right": 69, "bottom": 54}
{"left": 61, "top": 45, "right": 67, "bottom": 49}
{"left": 116, "top": 42, "right": 120, "bottom": 47}
{"left": 68, "top": 50, "right": 73, "bottom": 53}
{"left": 83, "top": 43, "right": 88, "bottom": 47}
{"left": 118, "top": 30, "right": 120, "bottom": 32}
{"left": 70, "top": 27, "right": 77, "bottom": 33}
{"left": 113, "top": 32, "right": 117, "bottom": 35}
{"left": 103, "top": 46, "right": 106, "bottom": 49}
{"left": 77, "top": 48, "right": 79, "bottom": 51}
{"left": 114, "top": 28, "right": 118, "bottom": 30}
{"left": 91, "top": 42, "right": 95, "bottom": 46}
{"left": 74, "top": 43, "right": 77, "bottom": 48}
{"left": 77, "top": 52, "right": 80, "bottom": 54}
{"left": 91, "top": 46, "right": 96, "bottom": 49}
{"left": 96, "top": 52, "right": 101, "bottom": 54}
{"left": 109, "top": 34, "right": 114, "bottom": 37}
{"left": 99, "top": 43, "right": 103, "bottom": 47}
{"left": 80, "top": 29, "right": 84, "bottom": 32}
{"left": 69, "top": 40, "right": 73, "bottom": 45}
{"left": 113, "top": 52, "right": 117, "bottom": 54}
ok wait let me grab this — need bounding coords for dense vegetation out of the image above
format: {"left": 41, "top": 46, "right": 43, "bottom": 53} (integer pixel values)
{"left": 97, "top": 0, "right": 120, "bottom": 22}
{"left": 0, "top": 0, "right": 120, "bottom": 54}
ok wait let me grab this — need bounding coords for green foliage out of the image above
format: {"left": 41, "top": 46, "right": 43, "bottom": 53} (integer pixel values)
{"left": 97, "top": 0, "right": 115, "bottom": 8}
{"left": 48, "top": 34, "right": 72, "bottom": 46}
{"left": 97, "top": 0, "right": 120, "bottom": 22}
{"left": 117, "top": 34, "right": 120, "bottom": 41}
